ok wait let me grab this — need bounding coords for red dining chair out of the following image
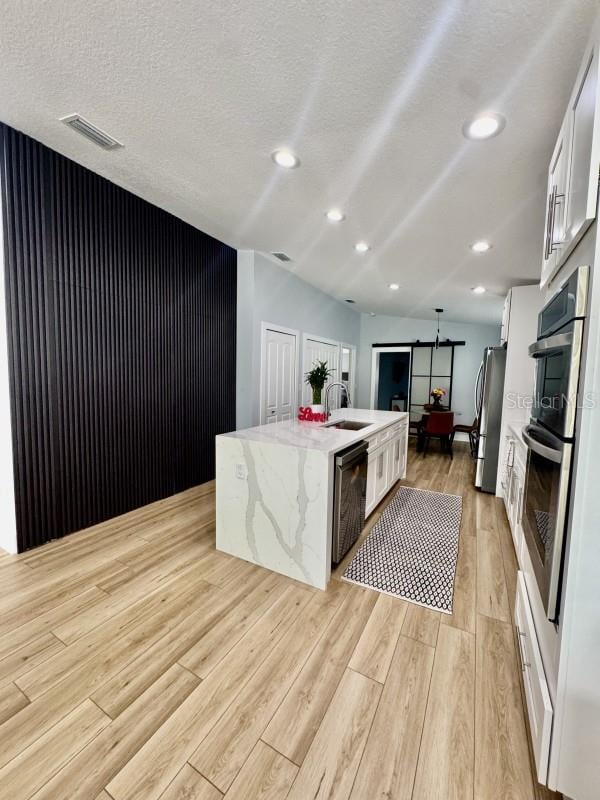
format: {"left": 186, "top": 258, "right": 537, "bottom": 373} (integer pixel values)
{"left": 422, "top": 411, "right": 455, "bottom": 458}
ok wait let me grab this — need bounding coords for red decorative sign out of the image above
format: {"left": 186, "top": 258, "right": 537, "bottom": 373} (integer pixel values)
{"left": 298, "top": 406, "right": 327, "bottom": 423}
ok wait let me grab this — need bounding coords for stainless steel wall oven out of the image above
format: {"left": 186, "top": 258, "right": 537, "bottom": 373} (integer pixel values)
{"left": 523, "top": 265, "right": 588, "bottom": 622}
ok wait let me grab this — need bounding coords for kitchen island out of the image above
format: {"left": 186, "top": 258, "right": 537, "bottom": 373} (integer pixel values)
{"left": 215, "top": 408, "right": 408, "bottom": 589}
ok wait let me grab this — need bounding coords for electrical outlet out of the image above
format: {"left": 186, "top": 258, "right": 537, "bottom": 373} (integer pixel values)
{"left": 235, "top": 463, "right": 248, "bottom": 480}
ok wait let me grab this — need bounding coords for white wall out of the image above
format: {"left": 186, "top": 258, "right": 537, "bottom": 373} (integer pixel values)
{"left": 357, "top": 313, "right": 501, "bottom": 422}
{"left": 236, "top": 251, "right": 361, "bottom": 429}
{"left": 0, "top": 188, "right": 18, "bottom": 553}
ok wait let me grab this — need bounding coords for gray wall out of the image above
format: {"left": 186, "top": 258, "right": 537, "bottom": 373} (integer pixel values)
{"left": 357, "top": 313, "right": 501, "bottom": 423}
{"left": 236, "top": 251, "right": 361, "bottom": 429}
{"left": 237, "top": 254, "right": 500, "bottom": 430}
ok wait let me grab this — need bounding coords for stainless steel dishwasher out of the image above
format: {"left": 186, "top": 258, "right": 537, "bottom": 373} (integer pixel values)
{"left": 332, "top": 440, "right": 368, "bottom": 564}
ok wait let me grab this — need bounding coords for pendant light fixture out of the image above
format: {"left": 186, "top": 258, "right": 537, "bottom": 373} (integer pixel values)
{"left": 434, "top": 308, "right": 443, "bottom": 350}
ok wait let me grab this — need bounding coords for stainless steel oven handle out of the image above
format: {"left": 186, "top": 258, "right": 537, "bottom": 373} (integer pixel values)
{"left": 528, "top": 330, "right": 573, "bottom": 357}
{"left": 521, "top": 426, "right": 563, "bottom": 464}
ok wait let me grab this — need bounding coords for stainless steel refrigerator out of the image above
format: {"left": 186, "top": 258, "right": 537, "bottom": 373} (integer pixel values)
{"left": 475, "top": 346, "right": 506, "bottom": 493}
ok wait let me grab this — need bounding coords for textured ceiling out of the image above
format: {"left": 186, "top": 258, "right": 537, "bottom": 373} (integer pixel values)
{"left": 0, "top": 0, "right": 597, "bottom": 322}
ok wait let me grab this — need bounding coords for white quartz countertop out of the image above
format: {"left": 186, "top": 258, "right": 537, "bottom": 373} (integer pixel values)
{"left": 218, "top": 408, "right": 408, "bottom": 455}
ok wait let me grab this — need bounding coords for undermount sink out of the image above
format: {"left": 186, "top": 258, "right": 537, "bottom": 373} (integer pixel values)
{"left": 323, "top": 419, "right": 372, "bottom": 431}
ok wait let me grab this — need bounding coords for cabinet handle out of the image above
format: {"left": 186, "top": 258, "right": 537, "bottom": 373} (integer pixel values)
{"left": 516, "top": 627, "right": 531, "bottom": 671}
{"left": 544, "top": 188, "right": 555, "bottom": 260}
{"left": 550, "top": 190, "right": 565, "bottom": 253}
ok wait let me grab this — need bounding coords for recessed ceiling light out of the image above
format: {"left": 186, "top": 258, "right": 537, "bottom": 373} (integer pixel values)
{"left": 369, "top": 312, "right": 376, "bottom": 317}
{"left": 463, "top": 112, "right": 506, "bottom": 140}
{"left": 355, "top": 241, "right": 370, "bottom": 253}
{"left": 389, "top": 283, "right": 400, "bottom": 291}
{"left": 271, "top": 149, "right": 299, "bottom": 168}
{"left": 471, "top": 240, "right": 491, "bottom": 253}
{"left": 472, "top": 286, "right": 486, "bottom": 294}
{"left": 326, "top": 208, "right": 345, "bottom": 222}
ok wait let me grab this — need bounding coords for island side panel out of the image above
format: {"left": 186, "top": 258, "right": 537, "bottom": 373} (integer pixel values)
{"left": 215, "top": 436, "right": 332, "bottom": 589}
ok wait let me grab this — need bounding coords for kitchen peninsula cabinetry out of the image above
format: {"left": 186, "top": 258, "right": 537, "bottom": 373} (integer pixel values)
{"left": 365, "top": 416, "right": 408, "bottom": 517}
{"left": 216, "top": 409, "right": 408, "bottom": 591}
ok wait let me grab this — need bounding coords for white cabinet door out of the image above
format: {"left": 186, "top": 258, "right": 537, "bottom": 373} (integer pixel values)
{"left": 398, "top": 424, "right": 408, "bottom": 480}
{"left": 564, "top": 46, "right": 600, "bottom": 255}
{"left": 261, "top": 327, "right": 297, "bottom": 424}
{"left": 366, "top": 423, "right": 408, "bottom": 518}
{"left": 375, "top": 444, "right": 390, "bottom": 505}
{"left": 302, "top": 338, "right": 340, "bottom": 407}
{"left": 515, "top": 572, "right": 553, "bottom": 785}
{"left": 388, "top": 435, "right": 401, "bottom": 485}
{"left": 541, "top": 117, "right": 571, "bottom": 287}
{"left": 365, "top": 448, "right": 377, "bottom": 517}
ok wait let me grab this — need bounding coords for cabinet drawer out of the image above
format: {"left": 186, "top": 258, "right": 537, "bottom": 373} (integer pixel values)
{"left": 515, "top": 572, "right": 553, "bottom": 785}
{"left": 366, "top": 433, "right": 379, "bottom": 450}
{"left": 379, "top": 425, "right": 393, "bottom": 444}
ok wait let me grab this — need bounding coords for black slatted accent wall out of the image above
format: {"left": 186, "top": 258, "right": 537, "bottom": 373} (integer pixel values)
{"left": 0, "top": 123, "right": 236, "bottom": 551}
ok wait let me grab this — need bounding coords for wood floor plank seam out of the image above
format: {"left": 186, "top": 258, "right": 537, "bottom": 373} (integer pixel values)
{"left": 15, "top": 575, "right": 217, "bottom": 700}
{"left": 405, "top": 635, "right": 437, "bottom": 800}
{"left": 221, "top": 740, "right": 299, "bottom": 800}
{"left": 0, "top": 583, "right": 219, "bottom": 769}
{"left": 28, "top": 664, "right": 201, "bottom": 800}
{"left": 258, "top": 736, "right": 298, "bottom": 765}
{"left": 176, "top": 663, "right": 205, "bottom": 683}
{"left": 260, "top": 583, "right": 373, "bottom": 766}
{"left": 407, "top": 478, "right": 473, "bottom": 792}
{"left": 0, "top": 630, "right": 67, "bottom": 690}
{"left": 188, "top": 584, "right": 348, "bottom": 792}
{"left": 177, "top": 573, "right": 290, "bottom": 680}
{"left": 90, "top": 571, "right": 272, "bottom": 718}
{"left": 285, "top": 668, "right": 382, "bottom": 800}
{"left": 344, "top": 663, "right": 389, "bottom": 800}
{"left": 106, "top": 585, "right": 315, "bottom": 800}
{"left": 0, "top": 586, "right": 111, "bottom": 663}
{"left": 182, "top": 762, "right": 223, "bottom": 796}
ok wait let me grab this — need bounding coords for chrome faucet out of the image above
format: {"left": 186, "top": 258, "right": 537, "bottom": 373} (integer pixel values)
{"left": 325, "top": 382, "right": 352, "bottom": 418}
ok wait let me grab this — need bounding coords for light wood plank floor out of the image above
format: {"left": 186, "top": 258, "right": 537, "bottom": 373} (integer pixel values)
{"left": 0, "top": 441, "right": 560, "bottom": 800}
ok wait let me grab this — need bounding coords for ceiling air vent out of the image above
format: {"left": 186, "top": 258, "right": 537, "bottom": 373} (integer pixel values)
{"left": 271, "top": 252, "right": 292, "bottom": 263}
{"left": 60, "top": 114, "right": 123, "bottom": 150}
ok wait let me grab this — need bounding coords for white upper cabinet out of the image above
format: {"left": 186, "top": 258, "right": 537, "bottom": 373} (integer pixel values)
{"left": 541, "top": 119, "right": 571, "bottom": 287}
{"left": 541, "top": 38, "right": 600, "bottom": 287}
{"left": 565, "top": 48, "right": 600, "bottom": 249}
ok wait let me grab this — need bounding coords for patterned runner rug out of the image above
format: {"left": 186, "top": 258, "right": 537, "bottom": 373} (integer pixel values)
{"left": 342, "top": 485, "right": 463, "bottom": 613}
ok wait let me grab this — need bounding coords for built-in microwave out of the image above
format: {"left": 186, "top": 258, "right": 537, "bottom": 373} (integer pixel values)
{"left": 523, "top": 265, "right": 588, "bottom": 622}
{"left": 529, "top": 265, "right": 588, "bottom": 439}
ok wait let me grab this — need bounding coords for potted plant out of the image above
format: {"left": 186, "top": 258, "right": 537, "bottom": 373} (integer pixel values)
{"left": 430, "top": 387, "right": 447, "bottom": 409}
{"left": 305, "top": 360, "right": 333, "bottom": 414}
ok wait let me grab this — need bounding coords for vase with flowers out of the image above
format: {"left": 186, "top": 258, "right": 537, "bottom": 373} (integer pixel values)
{"left": 430, "top": 387, "right": 447, "bottom": 409}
